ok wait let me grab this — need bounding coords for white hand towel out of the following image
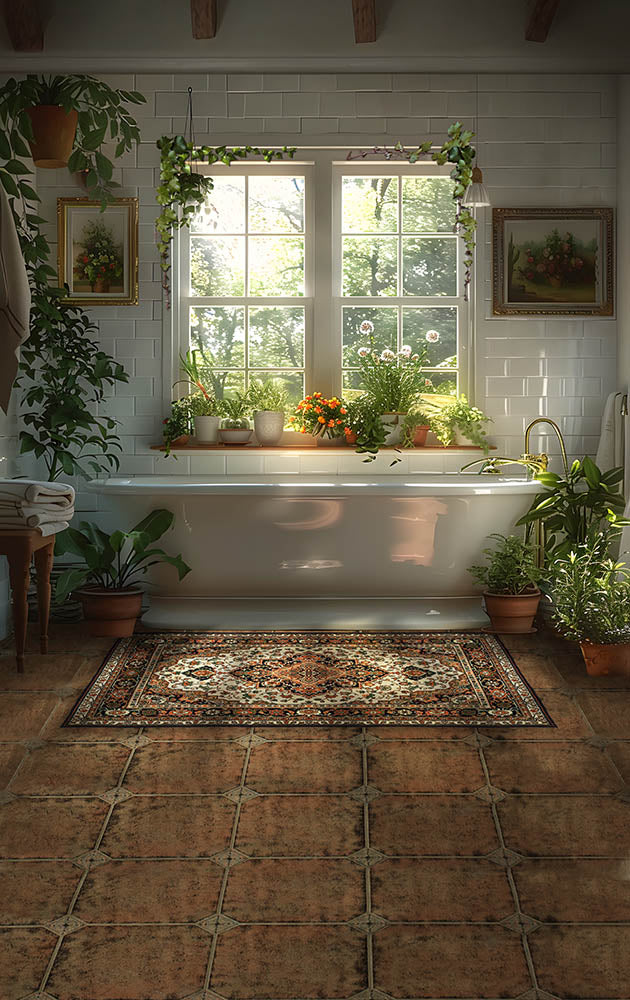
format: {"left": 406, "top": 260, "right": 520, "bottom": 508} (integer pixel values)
{"left": 596, "top": 392, "right": 619, "bottom": 472}
{"left": 0, "top": 185, "right": 31, "bottom": 413}
{"left": 0, "top": 507, "right": 74, "bottom": 527}
{"left": 0, "top": 519, "right": 69, "bottom": 536}
{"left": 0, "top": 480, "right": 75, "bottom": 507}
{"left": 0, "top": 502, "right": 75, "bottom": 520}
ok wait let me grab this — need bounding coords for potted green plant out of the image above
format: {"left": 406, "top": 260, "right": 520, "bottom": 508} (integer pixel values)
{"left": 548, "top": 529, "right": 630, "bottom": 676}
{"left": 401, "top": 402, "right": 433, "bottom": 448}
{"left": 289, "top": 393, "right": 348, "bottom": 443}
{"left": 162, "top": 396, "right": 196, "bottom": 456}
{"left": 55, "top": 510, "right": 191, "bottom": 637}
{"left": 468, "top": 533, "right": 542, "bottom": 633}
{"left": 219, "top": 393, "right": 253, "bottom": 445}
{"left": 190, "top": 392, "right": 223, "bottom": 444}
{"left": 248, "top": 379, "right": 289, "bottom": 446}
{"left": 431, "top": 395, "right": 491, "bottom": 451}
{"left": 354, "top": 340, "right": 434, "bottom": 445}
{"left": 343, "top": 396, "right": 391, "bottom": 461}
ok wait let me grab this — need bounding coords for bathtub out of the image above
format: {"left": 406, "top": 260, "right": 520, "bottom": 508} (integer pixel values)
{"left": 87, "top": 474, "right": 541, "bottom": 630}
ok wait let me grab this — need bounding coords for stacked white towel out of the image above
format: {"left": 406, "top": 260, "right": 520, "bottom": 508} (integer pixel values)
{"left": 0, "top": 480, "right": 75, "bottom": 535}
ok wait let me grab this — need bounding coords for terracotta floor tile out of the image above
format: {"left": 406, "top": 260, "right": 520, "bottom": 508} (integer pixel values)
{"left": 0, "top": 797, "right": 109, "bottom": 858}
{"left": 147, "top": 726, "right": 250, "bottom": 741}
{"left": 482, "top": 691, "right": 590, "bottom": 740}
{"left": 255, "top": 726, "right": 359, "bottom": 740}
{"left": 41, "top": 695, "right": 139, "bottom": 742}
{"left": 531, "top": 925, "right": 630, "bottom": 998}
{"left": 123, "top": 742, "right": 246, "bottom": 794}
{"left": 74, "top": 859, "right": 223, "bottom": 923}
{"left": 0, "top": 653, "right": 95, "bottom": 692}
{"left": 0, "top": 745, "right": 25, "bottom": 788}
{"left": 11, "top": 743, "right": 129, "bottom": 795}
{"left": 0, "top": 692, "right": 59, "bottom": 739}
{"left": 497, "top": 795, "right": 630, "bottom": 856}
{"left": 47, "top": 925, "right": 210, "bottom": 1000}
{"left": 371, "top": 857, "right": 514, "bottom": 922}
{"left": 368, "top": 742, "right": 484, "bottom": 793}
{"left": 367, "top": 725, "right": 467, "bottom": 739}
{"left": 514, "top": 859, "right": 630, "bottom": 922}
{"left": 100, "top": 794, "right": 235, "bottom": 858}
{"left": 508, "top": 650, "right": 566, "bottom": 689}
{"left": 607, "top": 741, "right": 630, "bottom": 783}
{"left": 211, "top": 925, "right": 365, "bottom": 999}
{"left": 576, "top": 692, "right": 630, "bottom": 738}
{"left": 370, "top": 795, "right": 499, "bottom": 856}
{"left": 374, "top": 924, "right": 530, "bottom": 998}
{"left": 236, "top": 795, "right": 363, "bottom": 857}
{"left": 0, "top": 861, "right": 79, "bottom": 924}
{"left": 246, "top": 741, "right": 362, "bottom": 793}
{"left": 0, "top": 926, "right": 55, "bottom": 1000}
{"left": 223, "top": 858, "right": 365, "bottom": 922}
{"left": 484, "top": 741, "right": 623, "bottom": 794}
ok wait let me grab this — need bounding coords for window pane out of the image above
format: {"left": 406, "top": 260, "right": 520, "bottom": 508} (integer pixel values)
{"left": 402, "top": 177, "right": 456, "bottom": 234}
{"left": 248, "top": 236, "right": 304, "bottom": 296}
{"left": 424, "top": 372, "right": 458, "bottom": 396}
{"left": 190, "top": 236, "right": 245, "bottom": 296}
{"left": 342, "top": 306, "right": 397, "bottom": 367}
{"left": 343, "top": 237, "right": 397, "bottom": 296}
{"left": 190, "top": 306, "right": 245, "bottom": 369}
{"left": 248, "top": 370, "right": 304, "bottom": 407}
{"left": 342, "top": 177, "right": 398, "bottom": 233}
{"left": 206, "top": 370, "right": 246, "bottom": 399}
{"left": 402, "top": 237, "right": 457, "bottom": 296}
{"left": 191, "top": 177, "right": 245, "bottom": 234}
{"left": 402, "top": 307, "right": 458, "bottom": 367}
{"left": 248, "top": 176, "right": 305, "bottom": 233}
{"left": 249, "top": 307, "right": 305, "bottom": 368}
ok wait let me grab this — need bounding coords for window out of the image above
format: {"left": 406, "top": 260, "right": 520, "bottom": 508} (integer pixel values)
{"left": 175, "top": 155, "right": 467, "bottom": 408}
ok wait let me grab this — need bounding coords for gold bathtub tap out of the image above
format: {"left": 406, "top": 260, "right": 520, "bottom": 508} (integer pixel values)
{"left": 521, "top": 418, "right": 569, "bottom": 477}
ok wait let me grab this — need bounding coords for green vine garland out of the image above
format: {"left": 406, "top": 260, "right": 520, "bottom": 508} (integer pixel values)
{"left": 155, "top": 122, "right": 477, "bottom": 306}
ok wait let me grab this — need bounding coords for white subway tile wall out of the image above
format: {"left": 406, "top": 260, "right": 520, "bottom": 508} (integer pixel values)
{"left": 8, "top": 71, "right": 615, "bottom": 511}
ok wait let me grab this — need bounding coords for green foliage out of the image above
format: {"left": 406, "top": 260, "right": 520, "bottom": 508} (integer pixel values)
{"left": 0, "top": 74, "right": 144, "bottom": 480}
{"left": 221, "top": 393, "right": 251, "bottom": 429}
{"left": 548, "top": 527, "right": 630, "bottom": 644}
{"left": 162, "top": 395, "right": 195, "bottom": 456}
{"left": 189, "top": 393, "right": 221, "bottom": 417}
{"left": 247, "top": 378, "right": 289, "bottom": 413}
{"left": 468, "top": 533, "right": 542, "bottom": 596}
{"left": 429, "top": 395, "right": 490, "bottom": 451}
{"left": 54, "top": 509, "right": 191, "bottom": 603}
{"left": 355, "top": 344, "right": 432, "bottom": 414}
{"left": 516, "top": 458, "right": 629, "bottom": 559}
{"left": 156, "top": 138, "right": 296, "bottom": 305}
{"left": 344, "top": 396, "right": 390, "bottom": 463}
{"left": 176, "top": 351, "right": 215, "bottom": 400}
{"left": 401, "top": 401, "right": 432, "bottom": 448}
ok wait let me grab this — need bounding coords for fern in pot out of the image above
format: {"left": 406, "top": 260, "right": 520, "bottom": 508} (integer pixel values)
{"left": 248, "top": 379, "right": 289, "bottom": 446}
{"left": 469, "top": 533, "right": 542, "bottom": 633}
{"left": 431, "top": 395, "right": 491, "bottom": 451}
{"left": 219, "top": 393, "right": 253, "bottom": 445}
{"left": 55, "top": 510, "right": 191, "bottom": 637}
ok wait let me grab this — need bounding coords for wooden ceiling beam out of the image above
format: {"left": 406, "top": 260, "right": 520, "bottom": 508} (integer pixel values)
{"left": 190, "top": 0, "right": 217, "bottom": 39}
{"left": 525, "top": 0, "right": 560, "bottom": 42}
{"left": 352, "top": 0, "right": 377, "bottom": 43}
{"left": 2, "top": 0, "right": 43, "bottom": 52}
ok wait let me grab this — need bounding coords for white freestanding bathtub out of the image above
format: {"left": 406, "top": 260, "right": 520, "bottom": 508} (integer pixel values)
{"left": 87, "top": 473, "right": 540, "bottom": 630}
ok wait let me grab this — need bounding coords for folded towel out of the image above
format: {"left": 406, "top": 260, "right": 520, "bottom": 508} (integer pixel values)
{"left": 0, "top": 520, "right": 69, "bottom": 536}
{"left": 0, "top": 507, "right": 74, "bottom": 528}
{"left": 0, "top": 480, "right": 75, "bottom": 506}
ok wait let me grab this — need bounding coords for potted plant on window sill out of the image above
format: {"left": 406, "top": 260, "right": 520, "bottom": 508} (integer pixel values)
{"left": 289, "top": 393, "right": 348, "bottom": 445}
{"left": 190, "top": 392, "right": 223, "bottom": 444}
{"left": 468, "top": 533, "right": 542, "bottom": 633}
{"left": 355, "top": 341, "right": 434, "bottom": 446}
{"left": 401, "top": 402, "right": 433, "bottom": 448}
{"left": 219, "top": 393, "right": 253, "bottom": 445}
{"left": 54, "top": 510, "right": 191, "bottom": 636}
{"left": 430, "top": 395, "right": 491, "bottom": 451}
{"left": 248, "top": 378, "right": 289, "bottom": 447}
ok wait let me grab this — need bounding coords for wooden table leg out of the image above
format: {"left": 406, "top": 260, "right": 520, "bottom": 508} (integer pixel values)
{"left": 34, "top": 540, "right": 54, "bottom": 655}
{"left": 8, "top": 544, "right": 31, "bottom": 673}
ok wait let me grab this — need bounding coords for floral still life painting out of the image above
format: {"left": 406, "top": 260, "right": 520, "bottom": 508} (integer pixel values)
{"left": 57, "top": 197, "right": 138, "bottom": 305}
{"left": 492, "top": 207, "right": 613, "bottom": 316}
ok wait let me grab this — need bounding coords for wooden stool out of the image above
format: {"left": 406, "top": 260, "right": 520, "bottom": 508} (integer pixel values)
{"left": 0, "top": 529, "right": 55, "bottom": 672}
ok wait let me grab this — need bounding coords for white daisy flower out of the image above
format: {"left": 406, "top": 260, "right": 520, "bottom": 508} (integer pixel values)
{"left": 359, "top": 320, "right": 375, "bottom": 335}
{"left": 357, "top": 346, "right": 370, "bottom": 357}
{"left": 381, "top": 349, "right": 395, "bottom": 361}
{"left": 425, "top": 330, "right": 440, "bottom": 343}
{"left": 400, "top": 344, "right": 412, "bottom": 356}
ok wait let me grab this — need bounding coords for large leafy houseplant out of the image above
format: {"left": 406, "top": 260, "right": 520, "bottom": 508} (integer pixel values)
{"left": 468, "top": 533, "right": 542, "bottom": 634}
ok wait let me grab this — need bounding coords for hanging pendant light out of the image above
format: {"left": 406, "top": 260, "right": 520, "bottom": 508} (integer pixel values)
{"left": 464, "top": 165, "right": 491, "bottom": 207}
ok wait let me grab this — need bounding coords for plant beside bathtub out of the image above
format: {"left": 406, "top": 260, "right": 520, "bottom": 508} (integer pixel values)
{"left": 247, "top": 379, "right": 289, "bottom": 446}
{"left": 54, "top": 510, "right": 191, "bottom": 637}
{"left": 468, "top": 533, "right": 542, "bottom": 633}
{"left": 430, "top": 396, "right": 491, "bottom": 451}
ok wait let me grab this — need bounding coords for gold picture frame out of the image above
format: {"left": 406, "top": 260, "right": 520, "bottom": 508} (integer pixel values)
{"left": 57, "top": 197, "right": 139, "bottom": 306}
{"left": 492, "top": 207, "right": 614, "bottom": 317}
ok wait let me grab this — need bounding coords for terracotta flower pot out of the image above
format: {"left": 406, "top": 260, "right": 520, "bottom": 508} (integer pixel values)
{"left": 25, "top": 105, "right": 78, "bottom": 168}
{"left": 344, "top": 430, "right": 358, "bottom": 445}
{"left": 77, "top": 587, "right": 143, "bottom": 637}
{"left": 483, "top": 589, "right": 541, "bottom": 634}
{"left": 93, "top": 276, "right": 111, "bottom": 294}
{"left": 580, "top": 641, "right": 630, "bottom": 677}
{"left": 412, "top": 425, "right": 430, "bottom": 447}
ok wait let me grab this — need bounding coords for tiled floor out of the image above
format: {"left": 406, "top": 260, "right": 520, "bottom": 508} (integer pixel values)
{"left": 1, "top": 625, "right": 629, "bottom": 1000}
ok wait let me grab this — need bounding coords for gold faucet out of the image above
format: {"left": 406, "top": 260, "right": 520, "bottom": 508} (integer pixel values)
{"left": 521, "top": 418, "right": 569, "bottom": 477}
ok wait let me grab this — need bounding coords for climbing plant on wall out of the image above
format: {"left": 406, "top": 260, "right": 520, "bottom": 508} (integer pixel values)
{"left": 0, "top": 75, "right": 145, "bottom": 480}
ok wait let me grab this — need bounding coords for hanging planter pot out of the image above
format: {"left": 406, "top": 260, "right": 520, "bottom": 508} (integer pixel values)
{"left": 25, "top": 105, "right": 78, "bottom": 168}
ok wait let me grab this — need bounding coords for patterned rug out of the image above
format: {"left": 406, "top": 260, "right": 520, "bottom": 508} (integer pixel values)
{"left": 65, "top": 631, "right": 553, "bottom": 728}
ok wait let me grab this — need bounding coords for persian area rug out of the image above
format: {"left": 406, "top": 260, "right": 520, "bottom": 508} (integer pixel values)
{"left": 65, "top": 631, "right": 553, "bottom": 728}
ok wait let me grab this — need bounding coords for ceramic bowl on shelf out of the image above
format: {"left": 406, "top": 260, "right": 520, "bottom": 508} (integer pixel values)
{"left": 218, "top": 428, "right": 254, "bottom": 445}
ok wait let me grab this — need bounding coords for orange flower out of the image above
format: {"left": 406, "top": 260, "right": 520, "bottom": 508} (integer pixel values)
{"left": 329, "top": 400, "right": 337, "bottom": 408}
{"left": 304, "top": 404, "right": 312, "bottom": 410}
{"left": 327, "top": 419, "right": 335, "bottom": 427}
{"left": 314, "top": 406, "right": 322, "bottom": 414}
{"left": 318, "top": 415, "right": 326, "bottom": 423}
{"left": 339, "top": 407, "right": 347, "bottom": 415}
{"left": 300, "top": 427, "right": 307, "bottom": 433}
{"left": 344, "top": 426, "right": 351, "bottom": 433}
{"left": 336, "top": 418, "right": 343, "bottom": 424}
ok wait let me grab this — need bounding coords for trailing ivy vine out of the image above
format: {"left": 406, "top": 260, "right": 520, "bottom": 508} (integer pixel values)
{"left": 0, "top": 75, "right": 145, "bottom": 479}
{"left": 156, "top": 137, "right": 296, "bottom": 307}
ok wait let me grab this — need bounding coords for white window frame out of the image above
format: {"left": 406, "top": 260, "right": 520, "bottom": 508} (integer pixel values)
{"left": 165, "top": 151, "right": 471, "bottom": 407}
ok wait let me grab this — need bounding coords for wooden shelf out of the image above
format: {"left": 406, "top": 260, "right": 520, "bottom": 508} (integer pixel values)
{"left": 152, "top": 443, "right": 494, "bottom": 453}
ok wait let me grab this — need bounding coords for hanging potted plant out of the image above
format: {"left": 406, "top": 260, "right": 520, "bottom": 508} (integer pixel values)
{"left": 247, "top": 378, "right": 289, "bottom": 446}
{"left": 468, "top": 533, "right": 542, "bottom": 633}
{"left": 219, "top": 393, "right": 253, "bottom": 445}
{"left": 54, "top": 511, "right": 191, "bottom": 637}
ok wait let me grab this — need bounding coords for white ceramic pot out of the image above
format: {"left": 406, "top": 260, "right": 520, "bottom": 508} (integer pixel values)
{"left": 194, "top": 415, "right": 220, "bottom": 444}
{"left": 453, "top": 429, "right": 476, "bottom": 447}
{"left": 254, "top": 410, "right": 285, "bottom": 446}
{"left": 380, "top": 413, "right": 405, "bottom": 446}
{"left": 218, "top": 428, "right": 254, "bottom": 445}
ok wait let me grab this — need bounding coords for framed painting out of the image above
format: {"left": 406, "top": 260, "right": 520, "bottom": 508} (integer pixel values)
{"left": 492, "top": 207, "right": 614, "bottom": 317}
{"left": 57, "top": 197, "right": 139, "bottom": 306}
